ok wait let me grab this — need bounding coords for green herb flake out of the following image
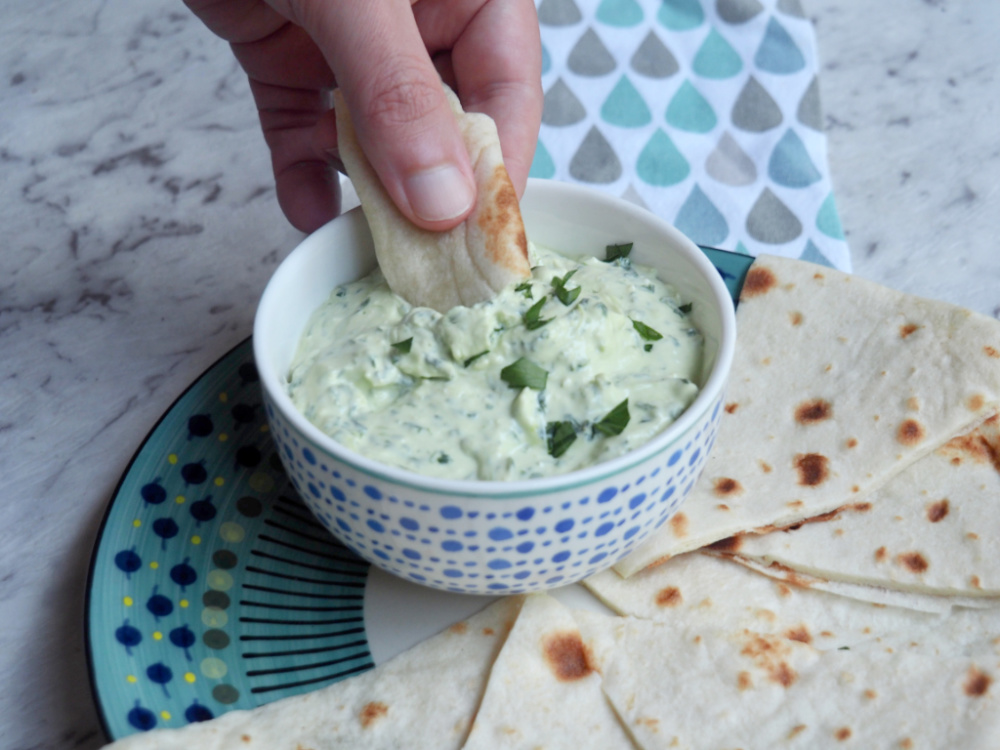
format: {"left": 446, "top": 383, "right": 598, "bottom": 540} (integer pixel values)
{"left": 463, "top": 350, "right": 489, "bottom": 368}
{"left": 391, "top": 337, "right": 413, "bottom": 354}
{"left": 551, "top": 270, "right": 581, "bottom": 306}
{"left": 594, "top": 399, "right": 630, "bottom": 437}
{"left": 678, "top": 302, "right": 693, "bottom": 314}
{"left": 631, "top": 319, "right": 663, "bottom": 342}
{"left": 547, "top": 421, "right": 577, "bottom": 458}
{"left": 523, "top": 297, "right": 552, "bottom": 330}
{"left": 515, "top": 281, "right": 534, "bottom": 299}
{"left": 500, "top": 357, "right": 548, "bottom": 390}
{"left": 604, "top": 242, "right": 633, "bottom": 262}
{"left": 644, "top": 343, "right": 653, "bottom": 352}
{"left": 436, "top": 453, "right": 451, "bottom": 464}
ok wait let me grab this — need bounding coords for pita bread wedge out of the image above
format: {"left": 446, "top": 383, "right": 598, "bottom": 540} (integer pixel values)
{"left": 616, "top": 255, "right": 1000, "bottom": 576}
{"left": 462, "top": 594, "right": 636, "bottom": 750}
{"left": 575, "top": 609, "right": 1000, "bottom": 750}
{"left": 720, "top": 414, "right": 1000, "bottom": 601}
{"left": 334, "top": 85, "right": 530, "bottom": 313}
{"left": 101, "top": 596, "right": 523, "bottom": 750}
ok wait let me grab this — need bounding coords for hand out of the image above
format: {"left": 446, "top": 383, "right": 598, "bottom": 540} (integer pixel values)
{"left": 185, "top": 0, "right": 543, "bottom": 234}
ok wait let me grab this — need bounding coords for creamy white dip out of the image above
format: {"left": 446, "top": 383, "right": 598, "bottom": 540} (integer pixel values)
{"left": 287, "top": 244, "right": 703, "bottom": 481}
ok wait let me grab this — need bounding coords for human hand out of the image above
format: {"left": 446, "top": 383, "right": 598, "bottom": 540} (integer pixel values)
{"left": 185, "top": 0, "right": 543, "bottom": 234}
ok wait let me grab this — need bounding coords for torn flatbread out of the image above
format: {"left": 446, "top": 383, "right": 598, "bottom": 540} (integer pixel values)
{"left": 462, "top": 594, "right": 636, "bottom": 750}
{"left": 616, "top": 254, "right": 1000, "bottom": 576}
{"left": 334, "top": 85, "right": 530, "bottom": 313}
{"left": 101, "top": 597, "right": 523, "bottom": 750}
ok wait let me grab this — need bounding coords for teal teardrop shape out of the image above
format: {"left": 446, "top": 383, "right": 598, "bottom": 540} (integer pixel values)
{"left": 666, "top": 80, "right": 717, "bottom": 133}
{"left": 734, "top": 241, "right": 751, "bottom": 255}
{"left": 636, "top": 129, "right": 690, "bottom": 186}
{"left": 601, "top": 75, "right": 652, "bottom": 127}
{"left": 754, "top": 18, "right": 806, "bottom": 74}
{"left": 529, "top": 139, "right": 556, "bottom": 179}
{"left": 693, "top": 28, "right": 743, "bottom": 79}
{"left": 657, "top": 0, "right": 704, "bottom": 31}
{"left": 541, "top": 43, "right": 552, "bottom": 76}
{"left": 816, "top": 193, "right": 845, "bottom": 239}
{"left": 768, "top": 129, "right": 821, "bottom": 188}
{"left": 799, "top": 239, "right": 834, "bottom": 267}
{"left": 675, "top": 184, "right": 729, "bottom": 246}
{"left": 596, "top": 0, "right": 643, "bottom": 27}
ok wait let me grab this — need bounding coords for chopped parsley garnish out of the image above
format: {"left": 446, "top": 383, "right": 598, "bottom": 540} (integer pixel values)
{"left": 547, "top": 421, "right": 577, "bottom": 458}
{"left": 678, "top": 302, "right": 693, "bottom": 314}
{"left": 500, "top": 357, "right": 548, "bottom": 390}
{"left": 644, "top": 343, "right": 653, "bottom": 352}
{"left": 523, "top": 297, "right": 552, "bottom": 330}
{"left": 515, "top": 280, "right": 533, "bottom": 299}
{"left": 604, "top": 242, "right": 633, "bottom": 262}
{"left": 436, "top": 453, "right": 451, "bottom": 464}
{"left": 391, "top": 337, "right": 413, "bottom": 354}
{"left": 551, "top": 270, "right": 581, "bottom": 306}
{"left": 631, "top": 319, "right": 663, "bottom": 342}
{"left": 463, "top": 350, "right": 489, "bottom": 367}
{"left": 594, "top": 399, "right": 630, "bottom": 437}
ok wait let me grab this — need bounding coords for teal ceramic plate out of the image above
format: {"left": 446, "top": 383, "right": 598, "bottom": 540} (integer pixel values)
{"left": 86, "top": 248, "right": 753, "bottom": 741}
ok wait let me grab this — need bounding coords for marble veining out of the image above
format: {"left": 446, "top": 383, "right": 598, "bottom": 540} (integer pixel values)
{"left": 0, "top": 0, "right": 997, "bottom": 748}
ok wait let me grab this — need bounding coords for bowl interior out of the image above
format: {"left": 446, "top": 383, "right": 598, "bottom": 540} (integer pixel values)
{"left": 254, "top": 179, "right": 735, "bottom": 490}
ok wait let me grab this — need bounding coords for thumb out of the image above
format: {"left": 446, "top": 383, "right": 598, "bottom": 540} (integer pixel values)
{"left": 279, "top": 0, "right": 477, "bottom": 231}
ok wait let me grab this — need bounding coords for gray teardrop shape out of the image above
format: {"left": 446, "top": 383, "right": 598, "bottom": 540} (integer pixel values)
{"left": 569, "top": 28, "right": 617, "bottom": 77}
{"left": 542, "top": 78, "right": 587, "bottom": 126}
{"left": 797, "top": 76, "right": 823, "bottom": 131}
{"left": 621, "top": 183, "right": 650, "bottom": 209}
{"left": 777, "top": 0, "right": 806, "bottom": 18}
{"left": 716, "top": 0, "right": 764, "bottom": 25}
{"left": 570, "top": 127, "right": 622, "bottom": 184}
{"left": 746, "top": 187, "right": 802, "bottom": 244}
{"left": 630, "top": 31, "right": 679, "bottom": 79}
{"left": 732, "top": 76, "right": 783, "bottom": 132}
{"left": 538, "top": 0, "right": 583, "bottom": 26}
{"left": 706, "top": 132, "right": 757, "bottom": 186}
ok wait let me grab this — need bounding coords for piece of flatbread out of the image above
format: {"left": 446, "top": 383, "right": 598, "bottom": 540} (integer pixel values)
{"left": 334, "top": 85, "right": 530, "bottom": 313}
{"left": 718, "top": 414, "right": 1000, "bottom": 600}
{"left": 462, "top": 594, "right": 636, "bottom": 750}
{"left": 576, "top": 608, "right": 1000, "bottom": 750}
{"left": 615, "top": 255, "right": 1000, "bottom": 576}
{"left": 101, "top": 597, "right": 523, "bottom": 750}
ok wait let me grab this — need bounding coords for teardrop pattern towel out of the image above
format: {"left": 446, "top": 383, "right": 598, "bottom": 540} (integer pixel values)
{"left": 533, "top": 0, "right": 849, "bottom": 270}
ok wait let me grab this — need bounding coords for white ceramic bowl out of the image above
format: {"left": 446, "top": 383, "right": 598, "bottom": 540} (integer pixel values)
{"left": 254, "top": 179, "right": 736, "bottom": 594}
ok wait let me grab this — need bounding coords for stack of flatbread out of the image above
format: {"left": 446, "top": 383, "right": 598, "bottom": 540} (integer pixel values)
{"left": 103, "top": 256, "right": 1000, "bottom": 748}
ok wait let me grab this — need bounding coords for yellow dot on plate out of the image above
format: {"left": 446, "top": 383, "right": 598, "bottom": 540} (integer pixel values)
{"left": 160, "top": 711, "right": 171, "bottom": 721}
{"left": 180, "top": 599, "right": 190, "bottom": 609}
{"left": 219, "top": 392, "right": 228, "bottom": 403}
{"left": 219, "top": 522, "right": 246, "bottom": 544}
{"left": 185, "top": 672, "right": 196, "bottom": 684}
{"left": 168, "top": 454, "right": 178, "bottom": 465}
{"left": 218, "top": 433, "right": 229, "bottom": 443}
{"left": 127, "top": 674, "right": 137, "bottom": 684}
{"left": 214, "top": 477, "right": 225, "bottom": 487}
{"left": 149, "top": 561, "right": 159, "bottom": 570}
{"left": 123, "top": 597, "right": 133, "bottom": 607}
{"left": 200, "top": 657, "right": 228, "bottom": 680}
{"left": 206, "top": 569, "right": 235, "bottom": 592}
{"left": 175, "top": 495, "right": 186, "bottom": 505}
{"left": 153, "top": 631, "right": 163, "bottom": 641}
{"left": 132, "top": 519, "right": 141, "bottom": 528}
{"left": 191, "top": 535, "right": 202, "bottom": 545}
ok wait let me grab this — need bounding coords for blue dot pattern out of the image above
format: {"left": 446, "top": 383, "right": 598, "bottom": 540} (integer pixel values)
{"left": 265, "top": 389, "right": 725, "bottom": 594}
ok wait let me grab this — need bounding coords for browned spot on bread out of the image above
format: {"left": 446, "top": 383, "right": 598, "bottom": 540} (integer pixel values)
{"left": 864, "top": 689, "right": 878, "bottom": 700}
{"left": 656, "top": 586, "right": 683, "bottom": 607}
{"left": 713, "top": 477, "right": 743, "bottom": 497}
{"left": 790, "top": 311, "right": 803, "bottom": 326}
{"left": 759, "top": 460, "right": 773, "bottom": 473}
{"left": 795, "top": 398, "right": 832, "bottom": 424}
{"left": 906, "top": 396, "right": 920, "bottom": 411}
{"left": 360, "top": 702, "right": 389, "bottom": 728}
{"left": 708, "top": 535, "right": 742, "bottom": 553}
{"left": 968, "top": 394, "right": 985, "bottom": 411}
{"left": 543, "top": 631, "right": 592, "bottom": 682}
{"left": 939, "top": 427, "right": 1000, "bottom": 472}
{"left": 241, "top": 736, "right": 251, "bottom": 743}
{"left": 785, "top": 625, "right": 812, "bottom": 644}
{"left": 716, "top": 503, "right": 730, "bottom": 511}
{"left": 476, "top": 165, "right": 529, "bottom": 273}
{"left": 794, "top": 453, "right": 830, "bottom": 486}
{"left": 669, "top": 512, "right": 688, "bottom": 538}
{"left": 971, "top": 575, "right": 982, "bottom": 589}
{"left": 852, "top": 502, "right": 872, "bottom": 512}
{"left": 897, "top": 419, "right": 925, "bottom": 446}
{"left": 742, "top": 266, "right": 778, "bottom": 298}
{"left": 846, "top": 437, "right": 858, "bottom": 448}
{"left": 449, "top": 621, "right": 468, "bottom": 635}
{"left": 788, "top": 725, "right": 807, "bottom": 739}
{"left": 737, "top": 671, "right": 753, "bottom": 691}
{"left": 483, "top": 627, "right": 495, "bottom": 636}
{"left": 740, "top": 632, "right": 798, "bottom": 687}
{"left": 926, "top": 499, "right": 949, "bottom": 522}
{"left": 899, "top": 323, "right": 920, "bottom": 338}
{"left": 897, "top": 551, "right": 929, "bottom": 574}
{"left": 899, "top": 739, "right": 914, "bottom": 749}
{"left": 835, "top": 727, "right": 852, "bottom": 741}
{"left": 725, "top": 402, "right": 739, "bottom": 414}
{"left": 875, "top": 546, "right": 888, "bottom": 562}
{"left": 787, "top": 500, "right": 804, "bottom": 509}
{"left": 964, "top": 666, "right": 992, "bottom": 697}
{"left": 968, "top": 532, "right": 980, "bottom": 540}
{"left": 985, "top": 346, "right": 1000, "bottom": 359}
{"left": 777, "top": 584, "right": 792, "bottom": 597}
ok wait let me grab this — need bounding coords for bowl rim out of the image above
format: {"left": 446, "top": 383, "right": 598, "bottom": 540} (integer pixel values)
{"left": 253, "top": 178, "right": 736, "bottom": 498}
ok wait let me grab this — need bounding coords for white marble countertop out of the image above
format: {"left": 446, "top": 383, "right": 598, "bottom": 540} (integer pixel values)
{"left": 1, "top": 1, "right": 997, "bottom": 747}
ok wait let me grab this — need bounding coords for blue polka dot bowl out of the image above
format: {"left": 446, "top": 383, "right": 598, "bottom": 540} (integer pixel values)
{"left": 253, "top": 179, "right": 736, "bottom": 594}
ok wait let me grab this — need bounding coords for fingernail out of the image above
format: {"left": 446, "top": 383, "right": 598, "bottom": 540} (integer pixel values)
{"left": 404, "top": 165, "right": 475, "bottom": 223}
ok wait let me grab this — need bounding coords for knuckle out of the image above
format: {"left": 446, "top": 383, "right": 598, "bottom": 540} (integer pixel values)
{"left": 362, "top": 63, "right": 443, "bottom": 129}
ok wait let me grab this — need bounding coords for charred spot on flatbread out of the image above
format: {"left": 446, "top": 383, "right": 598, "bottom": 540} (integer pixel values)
{"left": 542, "top": 631, "right": 592, "bottom": 682}
{"left": 669, "top": 512, "right": 689, "bottom": 538}
{"left": 741, "top": 266, "right": 778, "bottom": 299}
{"left": 899, "top": 323, "right": 920, "bottom": 339}
{"left": 794, "top": 453, "right": 830, "bottom": 486}
{"left": 360, "top": 701, "right": 389, "bottom": 728}
{"left": 896, "top": 551, "right": 929, "bottom": 574}
{"left": 477, "top": 164, "right": 528, "bottom": 271}
{"left": 736, "top": 671, "right": 753, "bottom": 691}
{"left": 739, "top": 632, "right": 798, "bottom": 687}
{"left": 926, "top": 499, "right": 950, "bottom": 523}
{"left": 985, "top": 345, "right": 999, "bottom": 359}
{"left": 713, "top": 477, "right": 743, "bottom": 497}
{"left": 834, "top": 727, "right": 852, "bottom": 742}
{"left": 784, "top": 625, "right": 812, "bottom": 644}
{"left": 707, "top": 535, "right": 742, "bottom": 553}
{"left": 725, "top": 402, "right": 739, "bottom": 414}
{"left": 874, "top": 546, "right": 888, "bottom": 563}
{"left": 795, "top": 398, "right": 833, "bottom": 425}
{"left": 964, "top": 666, "right": 992, "bottom": 697}
{"left": 790, "top": 311, "right": 803, "bottom": 326}
{"left": 896, "top": 419, "right": 926, "bottom": 446}
{"left": 655, "top": 586, "right": 683, "bottom": 607}
{"left": 449, "top": 621, "right": 468, "bottom": 634}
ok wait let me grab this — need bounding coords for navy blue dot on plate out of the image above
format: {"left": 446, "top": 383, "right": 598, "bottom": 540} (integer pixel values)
{"left": 367, "top": 519, "right": 385, "bottom": 533}
{"left": 546, "top": 576, "right": 564, "bottom": 585}
{"left": 488, "top": 527, "right": 513, "bottom": 541}
{"left": 336, "top": 519, "right": 351, "bottom": 534}
{"left": 185, "top": 702, "right": 214, "bottom": 724}
{"left": 330, "top": 486, "right": 345, "bottom": 502}
{"left": 516, "top": 507, "right": 535, "bottom": 521}
{"left": 114, "top": 548, "right": 142, "bottom": 576}
{"left": 170, "top": 560, "right": 198, "bottom": 589}
{"left": 302, "top": 448, "right": 317, "bottom": 465}
{"left": 128, "top": 702, "right": 157, "bottom": 731}
{"left": 513, "top": 570, "right": 531, "bottom": 580}
{"left": 589, "top": 552, "right": 608, "bottom": 564}
{"left": 373, "top": 549, "right": 390, "bottom": 561}
{"left": 180, "top": 462, "right": 208, "bottom": 485}
{"left": 146, "top": 589, "right": 173, "bottom": 619}
{"left": 363, "top": 485, "right": 383, "bottom": 500}
{"left": 115, "top": 621, "right": 142, "bottom": 652}
{"left": 189, "top": 495, "right": 217, "bottom": 523}
{"left": 441, "top": 505, "right": 462, "bottom": 519}
{"left": 400, "top": 517, "right": 419, "bottom": 531}
{"left": 140, "top": 481, "right": 167, "bottom": 505}
{"left": 661, "top": 486, "right": 675, "bottom": 502}
{"left": 235, "top": 445, "right": 261, "bottom": 468}
{"left": 187, "top": 414, "right": 214, "bottom": 438}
